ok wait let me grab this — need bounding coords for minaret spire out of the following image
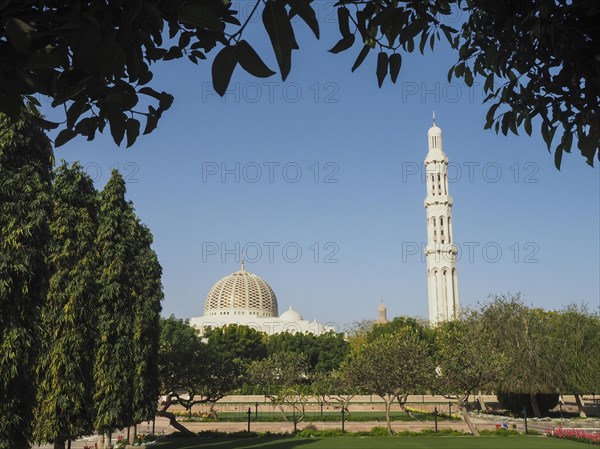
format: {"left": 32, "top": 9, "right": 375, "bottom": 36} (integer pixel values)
{"left": 432, "top": 110, "right": 436, "bottom": 126}
{"left": 241, "top": 255, "right": 245, "bottom": 271}
{"left": 424, "top": 118, "right": 459, "bottom": 326}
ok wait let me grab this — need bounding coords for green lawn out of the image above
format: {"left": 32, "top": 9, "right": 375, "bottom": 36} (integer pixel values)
{"left": 153, "top": 436, "right": 584, "bottom": 449}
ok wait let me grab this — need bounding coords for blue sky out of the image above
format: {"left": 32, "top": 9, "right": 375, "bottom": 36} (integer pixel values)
{"left": 48, "top": 6, "right": 600, "bottom": 330}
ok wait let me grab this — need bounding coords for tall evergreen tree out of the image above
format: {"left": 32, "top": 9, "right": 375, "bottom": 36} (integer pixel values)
{"left": 93, "top": 170, "right": 136, "bottom": 436}
{"left": 131, "top": 221, "right": 163, "bottom": 425}
{"left": 32, "top": 162, "right": 98, "bottom": 449}
{"left": 0, "top": 112, "right": 53, "bottom": 449}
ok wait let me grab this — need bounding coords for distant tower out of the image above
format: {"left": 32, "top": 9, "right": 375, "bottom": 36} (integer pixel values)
{"left": 424, "top": 114, "right": 459, "bottom": 325}
{"left": 377, "top": 300, "right": 388, "bottom": 324}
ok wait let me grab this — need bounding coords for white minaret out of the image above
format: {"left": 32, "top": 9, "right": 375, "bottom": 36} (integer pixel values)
{"left": 424, "top": 114, "right": 459, "bottom": 325}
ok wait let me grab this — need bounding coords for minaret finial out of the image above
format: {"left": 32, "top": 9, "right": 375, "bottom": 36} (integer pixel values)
{"left": 241, "top": 255, "right": 245, "bottom": 271}
{"left": 432, "top": 110, "right": 436, "bottom": 126}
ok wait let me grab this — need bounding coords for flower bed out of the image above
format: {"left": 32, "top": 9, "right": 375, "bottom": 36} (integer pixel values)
{"left": 546, "top": 427, "right": 600, "bottom": 445}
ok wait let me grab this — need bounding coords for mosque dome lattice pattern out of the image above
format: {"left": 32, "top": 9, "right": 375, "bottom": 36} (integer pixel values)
{"left": 204, "top": 269, "right": 278, "bottom": 317}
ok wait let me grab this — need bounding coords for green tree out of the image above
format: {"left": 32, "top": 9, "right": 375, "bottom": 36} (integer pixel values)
{"left": 157, "top": 317, "right": 242, "bottom": 433}
{"left": 1, "top": 1, "right": 597, "bottom": 167}
{"left": 342, "top": 331, "right": 434, "bottom": 434}
{"left": 131, "top": 222, "right": 163, "bottom": 430}
{"left": 479, "top": 295, "right": 561, "bottom": 418}
{"left": 551, "top": 305, "right": 600, "bottom": 417}
{"left": 157, "top": 316, "right": 203, "bottom": 435}
{"left": 32, "top": 162, "right": 98, "bottom": 449}
{"left": 0, "top": 112, "right": 53, "bottom": 449}
{"left": 266, "top": 331, "right": 349, "bottom": 373}
{"left": 93, "top": 170, "right": 137, "bottom": 436}
{"left": 367, "top": 316, "right": 433, "bottom": 344}
{"left": 344, "top": 319, "right": 376, "bottom": 353}
{"left": 311, "top": 369, "right": 356, "bottom": 414}
{"left": 249, "top": 352, "right": 311, "bottom": 431}
{"left": 311, "top": 332, "right": 349, "bottom": 373}
{"left": 434, "top": 315, "right": 505, "bottom": 435}
{"left": 204, "top": 324, "right": 267, "bottom": 363}
{"left": 195, "top": 350, "right": 243, "bottom": 419}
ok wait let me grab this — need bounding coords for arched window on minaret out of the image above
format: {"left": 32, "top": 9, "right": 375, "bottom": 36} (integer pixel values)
{"left": 432, "top": 217, "right": 437, "bottom": 242}
{"left": 443, "top": 269, "right": 450, "bottom": 319}
{"left": 440, "top": 216, "right": 445, "bottom": 244}
{"left": 437, "top": 173, "right": 441, "bottom": 195}
{"left": 452, "top": 268, "right": 459, "bottom": 313}
{"left": 448, "top": 217, "right": 452, "bottom": 243}
{"left": 432, "top": 267, "right": 440, "bottom": 305}
{"left": 431, "top": 174, "right": 435, "bottom": 195}
{"left": 438, "top": 269, "right": 446, "bottom": 319}
{"left": 444, "top": 174, "right": 447, "bottom": 195}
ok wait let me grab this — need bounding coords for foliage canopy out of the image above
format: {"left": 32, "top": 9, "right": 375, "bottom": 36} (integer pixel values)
{"left": 1, "top": 0, "right": 598, "bottom": 167}
{"left": 32, "top": 162, "right": 98, "bottom": 449}
{"left": 0, "top": 112, "right": 52, "bottom": 449}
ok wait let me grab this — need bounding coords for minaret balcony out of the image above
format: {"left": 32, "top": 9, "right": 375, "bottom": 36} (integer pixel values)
{"left": 425, "top": 243, "right": 458, "bottom": 255}
{"left": 424, "top": 196, "right": 453, "bottom": 207}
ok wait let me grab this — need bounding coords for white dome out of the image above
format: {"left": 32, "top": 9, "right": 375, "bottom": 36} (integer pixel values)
{"left": 428, "top": 125, "right": 442, "bottom": 136}
{"left": 428, "top": 112, "right": 441, "bottom": 136}
{"left": 204, "top": 267, "right": 278, "bottom": 317}
{"left": 279, "top": 306, "right": 303, "bottom": 321}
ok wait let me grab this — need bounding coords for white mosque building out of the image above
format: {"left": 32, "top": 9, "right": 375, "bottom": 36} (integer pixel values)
{"left": 190, "top": 259, "right": 334, "bottom": 335}
{"left": 190, "top": 118, "right": 459, "bottom": 332}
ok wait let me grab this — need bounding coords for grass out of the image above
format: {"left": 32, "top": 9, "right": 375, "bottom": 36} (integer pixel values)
{"left": 153, "top": 434, "right": 584, "bottom": 449}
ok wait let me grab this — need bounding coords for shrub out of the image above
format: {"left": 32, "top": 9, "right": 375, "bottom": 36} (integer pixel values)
{"left": 496, "top": 392, "right": 559, "bottom": 416}
{"left": 195, "top": 430, "right": 260, "bottom": 438}
{"left": 296, "top": 429, "right": 346, "bottom": 437}
{"left": 368, "top": 427, "right": 390, "bottom": 436}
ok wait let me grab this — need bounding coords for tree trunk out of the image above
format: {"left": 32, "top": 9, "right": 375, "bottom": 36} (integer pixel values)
{"left": 67, "top": 440, "right": 71, "bottom": 449}
{"left": 157, "top": 409, "right": 195, "bottom": 435}
{"left": 478, "top": 392, "right": 487, "bottom": 411}
{"left": 106, "top": 432, "right": 111, "bottom": 449}
{"left": 209, "top": 402, "right": 218, "bottom": 419}
{"left": 276, "top": 404, "right": 288, "bottom": 421}
{"left": 530, "top": 393, "right": 541, "bottom": 418}
{"left": 129, "top": 424, "right": 137, "bottom": 445}
{"left": 397, "top": 395, "right": 414, "bottom": 418}
{"left": 53, "top": 438, "right": 66, "bottom": 449}
{"left": 459, "top": 402, "right": 479, "bottom": 436}
{"left": 385, "top": 399, "right": 393, "bottom": 435}
{"left": 97, "top": 433, "right": 104, "bottom": 448}
{"left": 344, "top": 397, "right": 352, "bottom": 415}
{"left": 575, "top": 394, "right": 587, "bottom": 418}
